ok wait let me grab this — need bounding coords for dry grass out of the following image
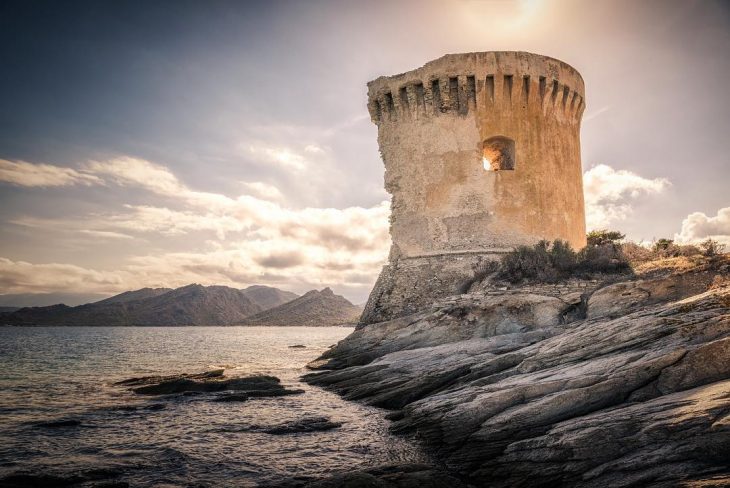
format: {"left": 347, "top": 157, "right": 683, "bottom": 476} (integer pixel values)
{"left": 632, "top": 254, "right": 730, "bottom": 278}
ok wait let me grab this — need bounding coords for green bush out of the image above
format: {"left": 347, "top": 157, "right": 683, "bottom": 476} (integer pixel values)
{"left": 650, "top": 238, "right": 702, "bottom": 259}
{"left": 576, "top": 243, "right": 631, "bottom": 273}
{"left": 550, "top": 239, "right": 577, "bottom": 272}
{"left": 654, "top": 238, "right": 674, "bottom": 252}
{"left": 497, "top": 240, "right": 557, "bottom": 283}
{"left": 497, "top": 239, "right": 631, "bottom": 283}
{"left": 699, "top": 238, "right": 726, "bottom": 257}
{"left": 586, "top": 229, "right": 625, "bottom": 247}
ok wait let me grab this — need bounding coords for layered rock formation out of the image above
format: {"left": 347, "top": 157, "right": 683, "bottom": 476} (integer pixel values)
{"left": 304, "top": 257, "right": 730, "bottom": 486}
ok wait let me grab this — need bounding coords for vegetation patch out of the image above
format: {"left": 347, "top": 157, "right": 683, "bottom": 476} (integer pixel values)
{"left": 496, "top": 238, "right": 630, "bottom": 284}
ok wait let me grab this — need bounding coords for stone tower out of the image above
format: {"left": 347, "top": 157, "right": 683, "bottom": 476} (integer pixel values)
{"left": 361, "top": 51, "right": 587, "bottom": 325}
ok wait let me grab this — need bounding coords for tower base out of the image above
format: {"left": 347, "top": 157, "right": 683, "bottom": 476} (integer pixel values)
{"left": 359, "top": 252, "right": 506, "bottom": 326}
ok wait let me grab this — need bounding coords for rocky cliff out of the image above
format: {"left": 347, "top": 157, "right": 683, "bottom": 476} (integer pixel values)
{"left": 302, "top": 256, "right": 730, "bottom": 487}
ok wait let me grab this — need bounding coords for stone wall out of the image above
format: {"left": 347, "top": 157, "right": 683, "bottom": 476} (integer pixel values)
{"left": 360, "top": 252, "right": 503, "bottom": 325}
{"left": 361, "top": 52, "right": 587, "bottom": 325}
{"left": 474, "top": 279, "right": 600, "bottom": 298}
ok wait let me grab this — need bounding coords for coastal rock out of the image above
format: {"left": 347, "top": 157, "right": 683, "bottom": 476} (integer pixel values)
{"left": 0, "top": 467, "right": 126, "bottom": 488}
{"left": 34, "top": 419, "right": 82, "bottom": 428}
{"left": 212, "top": 393, "right": 249, "bottom": 402}
{"left": 274, "top": 464, "right": 468, "bottom": 488}
{"left": 252, "top": 416, "right": 342, "bottom": 435}
{"left": 308, "top": 293, "right": 577, "bottom": 370}
{"left": 304, "top": 279, "right": 730, "bottom": 486}
{"left": 114, "top": 369, "right": 225, "bottom": 387}
{"left": 478, "top": 380, "right": 730, "bottom": 487}
{"left": 587, "top": 267, "right": 720, "bottom": 319}
{"left": 116, "top": 370, "right": 303, "bottom": 397}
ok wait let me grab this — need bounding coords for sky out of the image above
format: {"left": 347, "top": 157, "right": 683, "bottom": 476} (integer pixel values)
{"left": 0, "top": 0, "right": 729, "bottom": 305}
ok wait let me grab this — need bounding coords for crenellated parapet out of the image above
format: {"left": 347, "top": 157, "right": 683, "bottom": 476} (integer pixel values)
{"left": 367, "top": 51, "right": 585, "bottom": 126}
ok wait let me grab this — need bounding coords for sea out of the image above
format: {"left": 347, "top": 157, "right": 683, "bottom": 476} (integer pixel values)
{"left": 0, "top": 326, "right": 427, "bottom": 487}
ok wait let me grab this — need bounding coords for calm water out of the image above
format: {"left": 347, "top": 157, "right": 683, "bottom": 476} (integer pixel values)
{"left": 0, "top": 326, "right": 427, "bottom": 487}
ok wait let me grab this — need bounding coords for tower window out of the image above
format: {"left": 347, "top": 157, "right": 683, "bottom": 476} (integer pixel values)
{"left": 482, "top": 136, "right": 515, "bottom": 171}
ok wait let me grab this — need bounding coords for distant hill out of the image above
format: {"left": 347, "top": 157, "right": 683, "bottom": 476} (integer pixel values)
{"left": 93, "top": 287, "right": 173, "bottom": 305}
{"left": 0, "top": 284, "right": 299, "bottom": 326}
{"left": 239, "top": 287, "right": 361, "bottom": 327}
{"left": 240, "top": 285, "right": 298, "bottom": 310}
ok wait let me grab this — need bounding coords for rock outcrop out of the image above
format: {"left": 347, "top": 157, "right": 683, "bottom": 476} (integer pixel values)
{"left": 116, "top": 370, "right": 304, "bottom": 398}
{"left": 304, "top": 257, "right": 730, "bottom": 486}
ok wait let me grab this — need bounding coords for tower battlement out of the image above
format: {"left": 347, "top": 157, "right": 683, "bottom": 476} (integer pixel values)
{"left": 367, "top": 52, "right": 585, "bottom": 126}
{"left": 360, "top": 52, "right": 588, "bottom": 325}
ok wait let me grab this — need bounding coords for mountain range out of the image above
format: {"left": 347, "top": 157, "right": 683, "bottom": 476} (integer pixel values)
{"left": 0, "top": 284, "right": 357, "bottom": 326}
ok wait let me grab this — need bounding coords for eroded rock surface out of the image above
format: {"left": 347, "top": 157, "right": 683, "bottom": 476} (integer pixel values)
{"left": 304, "top": 262, "right": 730, "bottom": 486}
{"left": 310, "top": 292, "right": 578, "bottom": 370}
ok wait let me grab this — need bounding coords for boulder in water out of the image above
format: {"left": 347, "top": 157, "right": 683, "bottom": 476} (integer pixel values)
{"left": 252, "top": 416, "right": 343, "bottom": 435}
{"left": 116, "top": 370, "right": 303, "bottom": 398}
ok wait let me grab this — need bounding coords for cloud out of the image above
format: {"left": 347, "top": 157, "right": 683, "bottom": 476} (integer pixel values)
{"left": 84, "top": 157, "right": 184, "bottom": 195}
{"left": 0, "top": 258, "right": 125, "bottom": 294}
{"left": 675, "top": 207, "right": 730, "bottom": 247}
{"left": 583, "top": 164, "right": 670, "bottom": 230}
{"left": 78, "top": 230, "right": 135, "bottom": 240}
{"left": 0, "top": 159, "right": 103, "bottom": 187}
{"left": 247, "top": 145, "right": 308, "bottom": 171}
{"left": 3, "top": 156, "right": 392, "bottom": 300}
{"left": 253, "top": 250, "right": 306, "bottom": 268}
{"left": 239, "top": 181, "right": 284, "bottom": 202}
{"left": 0, "top": 230, "right": 388, "bottom": 298}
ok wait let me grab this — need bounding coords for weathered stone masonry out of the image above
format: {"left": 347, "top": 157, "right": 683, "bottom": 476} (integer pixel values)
{"left": 361, "top": 52, "right": 587, "bottom": 325}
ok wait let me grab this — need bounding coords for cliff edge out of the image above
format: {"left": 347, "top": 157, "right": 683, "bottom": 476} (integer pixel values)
{"left": 301, "top": 255, "right": 730, "bottom": 487}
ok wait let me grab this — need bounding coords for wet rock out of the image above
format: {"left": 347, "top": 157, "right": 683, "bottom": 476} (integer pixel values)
{"left": 273, "top": 464, "right": 468, "bottom": 487}
{"left": 254, "top": 416, "right": 342, "bottom": 435}
{"left": 107, "top": 402, "right": 166, "bottom": 412}
{"left": 245, "top": 388, "right": 305, "bottom": 397}
{"left": 113, "top": 369, "right": 224, "bottom": 387}
{"left": 212, "top": 393, "right": 249, "bottom": 402}
{"left": 116, "top": 370, "right": 303, "bottom": 398}
{"left": 34, "top": 419, "right": 82, "bottom": 428}
{"left": 0, "top": 467, "right": 124, "bottom": 488}
{"left": 0, "top": 473, "right": 82, "bottom": 487}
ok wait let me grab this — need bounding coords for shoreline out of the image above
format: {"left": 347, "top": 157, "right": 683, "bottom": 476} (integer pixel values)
{"left": 297, "top": 256, "right": 730, "bottom": 486}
